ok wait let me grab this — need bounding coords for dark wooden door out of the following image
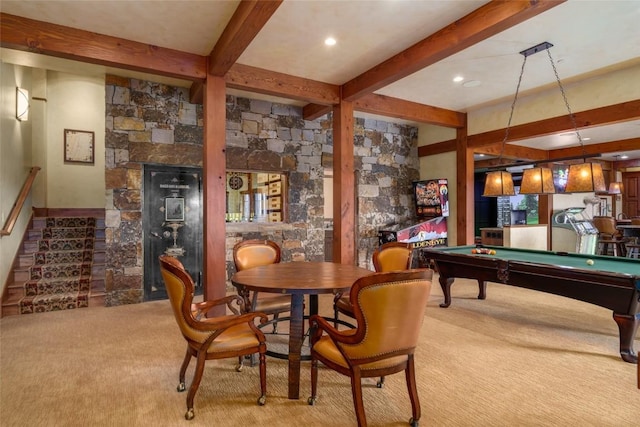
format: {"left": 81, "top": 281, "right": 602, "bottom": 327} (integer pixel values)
{"left": 622, "top": 172, "right": 640, "bottom": 218}
{"left": 143, "top": 165, "right": 203, "bottom": 301}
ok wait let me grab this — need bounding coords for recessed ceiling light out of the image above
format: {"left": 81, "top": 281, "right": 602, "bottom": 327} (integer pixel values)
{"left": 621, "top": 155, "right": 629, "bottom": 159}
{"left": 324, "top": 37, "right": 336, "bottom": 46}
{"left": 582, "top": 137, "right": 591, "bottom": 141}
{"left": 462, "top": 80, "right": 481, "bottom": 88}
{"left": 453, "top": 76, "right": 464, "bottom": 83}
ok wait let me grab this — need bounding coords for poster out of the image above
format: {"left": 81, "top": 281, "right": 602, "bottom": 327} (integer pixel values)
{"left": 413, "top": 179, "right": 449, "bottom": 218}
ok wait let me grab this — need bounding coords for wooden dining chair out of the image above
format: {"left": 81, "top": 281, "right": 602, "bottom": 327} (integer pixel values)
{"left": 233, "top": 239, "right": 292, "bottom": 335}
{"left": 308, "top": 269, "right": 434, "bottom": 427}
{"left": 333, "top": 241, "right": 414, "bottom": 328}
{"left": 159, "top": 255, "right": 267, "bottom": 420}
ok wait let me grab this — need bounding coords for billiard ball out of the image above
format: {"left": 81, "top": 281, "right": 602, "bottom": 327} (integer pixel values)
{"left": 586, "top": 259, "right": 595, "bottom": 265}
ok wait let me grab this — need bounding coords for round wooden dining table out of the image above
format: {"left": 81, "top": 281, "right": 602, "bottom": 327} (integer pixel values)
{"left": 231, "top": 261, "right": 372, "bottom": 399}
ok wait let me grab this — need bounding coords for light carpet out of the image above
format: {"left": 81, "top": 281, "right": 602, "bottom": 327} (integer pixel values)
{"left": 1, "top": 276, "right": 638, "bottom": 426}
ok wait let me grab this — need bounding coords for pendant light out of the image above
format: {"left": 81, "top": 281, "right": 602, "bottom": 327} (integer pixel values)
{"left": 535, "top": 45, "right": 605, "bottom": 193}
{"left": 481, "top": 47, "right": 529, "bottom": 197}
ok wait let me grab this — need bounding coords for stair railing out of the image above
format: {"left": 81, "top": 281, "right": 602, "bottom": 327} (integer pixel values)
{"left": 1, "top": 166, "right": 41, "bottom": 236}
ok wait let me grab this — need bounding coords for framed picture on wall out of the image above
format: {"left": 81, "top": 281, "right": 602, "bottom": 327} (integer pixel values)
{"left": 64, "top": 129, "right": 95, "bottom": 164}
{"left": 165, "top": 197, "right": 185, "bottom": 222}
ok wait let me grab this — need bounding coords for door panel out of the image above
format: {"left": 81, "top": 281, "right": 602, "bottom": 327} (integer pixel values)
{"left": 622, "top": 173, "right": 639, "bottom": 218}
{"left": 143, "top": 165, "right": 203, "bottom": 301}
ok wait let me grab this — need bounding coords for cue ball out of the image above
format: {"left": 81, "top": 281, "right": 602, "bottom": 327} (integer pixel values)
{"left": 586, "top": 259, "right": 594, "bottom": 265}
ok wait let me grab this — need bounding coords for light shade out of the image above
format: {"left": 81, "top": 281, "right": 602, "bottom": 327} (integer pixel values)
{"left": 519, "top": 167, "right": 556, "bottom": 195}
{"left": 608, "top": 181, "right": 623, "bottom": 194}
{"left": 483, "top": 171, "right": 515, "bottom": 197}
{"left": 565, "top": 162, "right": 606, "bottom": 193}
{"left": 16, "top": 87, "right": 29, "bottom": 121}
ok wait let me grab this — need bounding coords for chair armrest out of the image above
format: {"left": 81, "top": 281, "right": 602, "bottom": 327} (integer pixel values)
{"left": 192, "top": 295, "right": 244, "bottom": 318}
{"left": 310, "top": 314, "right": 359, "bottom": 345}
{"left": 197, "top": 310, "right": 269, "bottom": 332}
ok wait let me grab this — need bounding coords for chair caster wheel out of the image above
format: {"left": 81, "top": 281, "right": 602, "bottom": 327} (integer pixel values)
{"left": 307, "top": 396, "right": 317, "bottom": 406}
{"left": 376, "top": 381, "right": 384, "bottom": 388}
{"left": 236, "top": 363, "right": 243, "bottom": 372}
{"left": 185, "top": 408, "right": 194, "bottom": 420}
{"left": 177, "top": 382, "right": 186, "bottom": 392}
{"left": 257, "top": 395, "right": 266, "bottom": 406}
{"left": 409, "top": 417, "right": 419, "bottom": 427}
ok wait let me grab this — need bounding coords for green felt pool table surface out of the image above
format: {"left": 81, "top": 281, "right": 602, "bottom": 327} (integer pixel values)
{"left": 440, "top": 245, "right": 640, "bottom": 277}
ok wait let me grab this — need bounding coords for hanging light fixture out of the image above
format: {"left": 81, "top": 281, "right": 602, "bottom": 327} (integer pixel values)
{"left": 608, "top": 181, "right": 623, "bottom": 194}
{"left": 531, "top": 45, "right": 606, "bottom": 193}
{"left": 519, "top": 166, "right": 555, "bottom": 195}
{"left": 481, "top": 46, "right": 530, "bottom": 197}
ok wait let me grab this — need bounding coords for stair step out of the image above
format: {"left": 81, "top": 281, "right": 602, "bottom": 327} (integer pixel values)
{"left": 2, "top": 215, "right": 106, "bottom": 317}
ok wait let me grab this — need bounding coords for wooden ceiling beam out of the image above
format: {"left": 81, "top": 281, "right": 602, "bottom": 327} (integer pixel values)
{"left": 547, "top": 137, "right": 640, "bottom": 159}
{"left": 341, "top": 0, "right": 565, "bottom": 101}
{"left": 209, "top": 0, "right": 283, "bottom": 77}
{"left": 303, "top": 104, "right": 332, "bottom": 121}
{"left": 0, "top": 13, "right": 206, "bottom": 81}
{"left": 225, "top": 63, "right": 340, "bottom": 105}
{"left": 354, "top": 94, "right": 466, "bottom": 128}
{"left": 468, "top": 99, "right": 640, "bottom": 148}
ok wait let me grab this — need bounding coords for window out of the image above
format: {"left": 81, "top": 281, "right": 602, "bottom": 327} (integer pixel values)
{"left": 226, "top": 171, "right": 286, "bottom": 223}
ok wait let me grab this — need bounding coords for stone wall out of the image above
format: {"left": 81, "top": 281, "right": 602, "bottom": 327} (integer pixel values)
{"left": 104, "top": 75, "right": 419, "bottom": 306}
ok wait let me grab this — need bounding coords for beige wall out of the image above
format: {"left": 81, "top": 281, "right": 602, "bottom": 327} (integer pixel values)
{"left": 0, "top": 62, "right": 33, "bottom": 294}
{"left": 45, "top": 71, "right": 105, "bottom": 208}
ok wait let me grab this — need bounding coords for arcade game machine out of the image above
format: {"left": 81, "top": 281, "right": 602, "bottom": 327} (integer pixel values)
{"left": 378, "top": 178, "right": 449, "bottom": 267}
{"left": 551, "top": 207, "right": 598, "bottom": 254}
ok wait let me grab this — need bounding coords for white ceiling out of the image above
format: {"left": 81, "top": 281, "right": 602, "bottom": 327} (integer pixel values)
{"left": 2, "top": 0, "right": 640, "bottom": 161}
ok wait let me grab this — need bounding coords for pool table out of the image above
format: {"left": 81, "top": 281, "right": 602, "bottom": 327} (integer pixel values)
{"left": 423, "top": 245, "right": 640, "bottom": 363}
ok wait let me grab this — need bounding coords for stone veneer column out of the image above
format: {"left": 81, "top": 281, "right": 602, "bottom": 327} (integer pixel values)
{"left": 104, "top": 76, "right": 419, "bottom": 306}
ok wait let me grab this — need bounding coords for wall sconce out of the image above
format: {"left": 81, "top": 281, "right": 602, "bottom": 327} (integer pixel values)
{"left": 608, "top": 181, "right": 623, "bottom": 195}
{"left": 16, "top": 87, "right": 29, "bottom": 121}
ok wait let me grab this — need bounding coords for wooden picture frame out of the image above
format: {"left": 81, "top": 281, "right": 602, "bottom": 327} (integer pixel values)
{"left": 165, "top": 197, "right": 185, "bottom": 222}
{"left": 64, "top": 129, "right": 95, "bottom": 164}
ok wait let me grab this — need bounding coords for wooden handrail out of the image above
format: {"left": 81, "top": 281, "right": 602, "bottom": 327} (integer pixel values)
{"left": 1, "top": 166, "right": 41, "bottom": 236}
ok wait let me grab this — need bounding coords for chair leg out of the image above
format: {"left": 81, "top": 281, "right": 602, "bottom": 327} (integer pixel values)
{"left": 376, "top": 376, "right": 385, "bottom": 388}
{"left": 257, "top": 351, "right": 267, "bottom": 405}
{"left": 185, "top": 351, "right": 208, "bottom": 420}
{"left": 177, "top": 348, "right": 191, "bottom": 392}
{"left": 350, "top": 369, "right": 367, "bottom": 427}
{"left": 405, "top": 355, "right": 421, "bottom": 426}
{"left": 308, "top": 357, "right": 319, "bottom": 405}
{"left": 272, "top": 313, "right": 279, "bottom": 334}
{"left": 334, "top": 308, "right": 339, "bottom": 328}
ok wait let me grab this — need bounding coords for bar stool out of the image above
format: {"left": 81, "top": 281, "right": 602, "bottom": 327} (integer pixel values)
{"left": 597, "top": 239, "right": 626, "bottom": 257}
{"left": 625, "top": 239, "right": 640, "bottom": 259}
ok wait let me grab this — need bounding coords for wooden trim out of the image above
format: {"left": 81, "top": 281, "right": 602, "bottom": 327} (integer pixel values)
{"left": 0, "top": 13, "right": 207, "bottom": 81}
{"left": 332, "top": 100, "right": 356, "bottom": 265}
{"left": 209, "top": 0, "right": 283, "bottom": 76}
{"left": 354, "top": 94, "right": 466, "bottom": 128}
{"left": 1, "top": 167, "right": 40, "bottom": 236}
{"left": 341, "top": 0, "right": 565, "bottom": 101}
{"left": 303, "top": 103, "right": 331, "bottom": 121}
{"left": 33, "top": 208, "right": 105, "bottom": 218}
{"left": 203, "top": 75, "right": 228, "bottom": 314}
{"left": 225, "top": 63, "right": 340, "bottom": 105}
{"left": 468, "top": 100, "right": 640, "bottom": 148}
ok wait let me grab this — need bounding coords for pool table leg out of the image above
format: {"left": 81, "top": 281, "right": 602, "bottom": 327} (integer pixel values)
{"left": 477, "top": 280, "right": 487, "bottom": 300}
{"left": 438, "top": 276, "right": 487, "bottom": 308}
{"left": 438, "top": 276, "right": 455, "bottom": 308}
{"left": 612, "top": 312, "right": 639, "bottom": 364}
